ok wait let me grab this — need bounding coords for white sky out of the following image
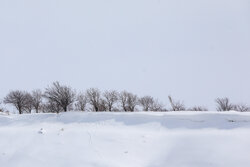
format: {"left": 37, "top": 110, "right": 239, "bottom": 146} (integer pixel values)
{"left": 1, "top": 0, "right": 250, "bottom": 109}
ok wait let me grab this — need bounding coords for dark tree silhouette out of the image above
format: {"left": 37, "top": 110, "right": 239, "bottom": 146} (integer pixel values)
{"left": 4, "top": 90, "right": 31, "bottom": 114}
{"left": 215, "top": 98, "right": 234, "bottom": 111}
{"left": 86, "top": 88, "right": 101, "bottom": 111}
{"left": 43, "top": 82, "right": 75, "bottom": 113}
{"left": 119, "top": 91, "right": 138, "bottom": 112}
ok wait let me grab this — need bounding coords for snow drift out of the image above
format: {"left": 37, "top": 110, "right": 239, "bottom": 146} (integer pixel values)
{"left": 0, "top": 112, "right": 250, "bottom": 167}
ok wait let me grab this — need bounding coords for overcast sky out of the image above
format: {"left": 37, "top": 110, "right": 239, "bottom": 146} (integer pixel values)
{"left": 1, "top": 0, "right": 250, "bottom": 110}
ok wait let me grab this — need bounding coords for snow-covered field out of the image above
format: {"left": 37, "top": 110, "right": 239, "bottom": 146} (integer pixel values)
{"left": 0, "top": 112, "right": 250, "bottom": 167}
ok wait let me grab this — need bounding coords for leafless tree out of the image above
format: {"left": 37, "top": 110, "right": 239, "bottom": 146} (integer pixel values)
{"left": 168, "top": 96, "right": 185, "bottom": 111}
{"left": 4, "top": 90, "right": 31, "bottom": 114}
{"left": 234, "top": 104, "right": 249, "bottom": 112}
{"left": 119, "top": 91, "right": 138, "bottom": 112}
{"left": 31, "top": 89, "right": 43, "bottom": 113}
{"left": 103, "top": 90, "right": 119, "bottom": 111}
{"left": 215, "top": 98, "right": 235, "bottom": 111}
{"left": 23, "top": 93, "right": 33, "bottom": 113}
{"left": 119, "top": 91, "right": 129, "bottom": 111}
{"left": 98, "top": 99, "right": 108, "bottom": 111}
{"left": 188, "top": 106, "right": 208, "bottom": 111}
{"left": 86, "top": 88, "right": 101, "bottom": 111}
{"left": 139, "top": 96, "right": 154, "bottom": 111}
{"left": 168, "top": 96, "right": 186, "bottom": 111}
{"left": 43, "top": 82, "right": 76, "bottom": 113}
{"left": 150, "top": 99, "right": 164, "bottom": 111}
{"left": 42, "top": 101, "right": 63, "bottom": 113}
{"left": 75, "top": 92, "right": 88, "bottom": 111}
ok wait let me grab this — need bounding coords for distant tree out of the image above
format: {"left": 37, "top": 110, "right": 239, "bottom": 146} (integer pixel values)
{"left": 168, "top": 96, "right": 185, "bottom": 111}
{"left": 98, "top": 99, "right": 108, "bottom": 111}
{"left": 138, "top": 96, "right": 164, "bottom": 111}
{"left": 119, "top": 91, "right": 138, "bottom": 112}
{"left": 188, "top": 106, "right": 208, "bottom": 111}
{"left": 234, "top": 104, "right": 249, "bottom": 112}
{"left": 42, "top": 101, "right": 62, "bottom": 113}
{"left": 103, "top": 90, "right": 119, "bottom": 111}
{"left": 139, "top": 96, "right": 154, "bottom": 111}
{"left": 43, "top": 82, "right": 75, "bottom": 113}
{"left": 4, "top": 90, "right": 31, "bottom": 114}
{"left": 23, "top": 93, "right": 33, "bottom": 113}
{"left": 0, "top": 100, "right": 4, "bottom": 112}
{"left": 31, "top": 89, "right": 43, "bottom": 113}
{"left": 150, "top": 100, "right": 164, "bottom": 111}
{"left": 119, "top": 91, "right": 129, "bottom": 111}
{"left": 86, "top": 88, "right": 101, "bottom": 111}
{"left": 215, "top": 98, "right": 234, "bottom": 111}
{"left": 75, "top": 92, "right": 88, "bottom": 111}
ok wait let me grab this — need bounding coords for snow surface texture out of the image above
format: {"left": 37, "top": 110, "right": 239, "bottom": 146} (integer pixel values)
{"left": 0, "top": 112, "right": 250, "bottom": 167}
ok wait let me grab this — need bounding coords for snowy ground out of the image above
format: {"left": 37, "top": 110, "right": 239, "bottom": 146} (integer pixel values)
{"left": 0, "top": 112, "right": 250, "bottom": 167}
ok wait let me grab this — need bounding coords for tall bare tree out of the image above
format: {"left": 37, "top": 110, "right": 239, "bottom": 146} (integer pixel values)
{"left": 31, "top": 89, "right": 43, "bottom": 113}
{"left": 86, "top": 88, "right": 101, "bottom": 111}
{"left": 43, "top": 82, "right": 75, "bottom": 113}
{"left": 215, "top": 98, "right": 235, "bottom": 111}
{"left": 75, "top": 92, "right": 88, "bottom": 111}
{"left": 168, "top": 96, "right": 185, "bottom": 111}
{"left": 4, "top": 90, "right": 31, "bottom": 114}
{"left": 119, "top": 91, "right": 138, "bottom": 112}
{"left": 103, "top": 90, "right": 119, "bottom": 111}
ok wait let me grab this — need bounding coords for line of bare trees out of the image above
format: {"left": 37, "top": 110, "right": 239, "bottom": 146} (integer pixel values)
{"left": 1, "top": 82, "right": 249, "bottom": 114}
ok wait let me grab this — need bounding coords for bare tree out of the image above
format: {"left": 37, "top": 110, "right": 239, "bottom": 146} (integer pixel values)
{"left": 150, "top": 99, "right": 164, "bottom": 111}
{"left": 119, "top": 91, "right": 138, "bottom": 112}
{"left": 215, "top": 98, "right": 235, "bottom": 111}
{"left": 43, "top": 82, "right": 75, "bottom": 113}
{"left": 103, "top": 90, "right": 119, "bottom": 111}
{"left": 86, "top": 88, "right": 101, "bottom": 111}
{"left": 98, "top": 99, "right": 108, "bottom": 111}
{"left": 188, "top": 106, "right": 208, "bottom": 111}
{"left": 0, "top": 100, "right": 4, "bottom": 112}
{"left": 23, "top": 93, "right": 33, "bottom": 113}
{"left": 234, "top": 104, "right": 249, "bottom": 112}
{"left": 4, "top": 90, "right": 31, "bottom": 114}
{"left": 42, "top": 101, "right": 63, "bottom": 113}
{"left": 31, "top": 89, "right": 43, "bottom": 113}
{"left": 168, "top": 96, "right": 185, "bottom": 111}
{"left": 139, "top": 96, "right": 154, "bottom": 111}
{"left": 75, "top": 92, "right": 88, "bottom": 111}
{"left": 119, "top": 91, "right": 129, "bottom": 111}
